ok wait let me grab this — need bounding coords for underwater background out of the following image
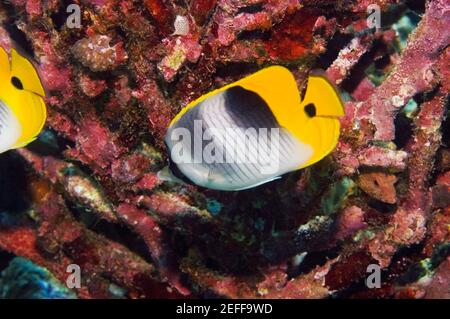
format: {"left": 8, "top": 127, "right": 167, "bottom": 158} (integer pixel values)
{"left": 0, "top": 0, "right": 449, "bottom": 299}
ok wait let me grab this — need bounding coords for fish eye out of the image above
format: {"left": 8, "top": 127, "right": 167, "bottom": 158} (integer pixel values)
{"left": 11, "top": 76, "right": 24, "bottom": 90}
{"left": 304, "top": 103, "right": 316, "bottom": 118}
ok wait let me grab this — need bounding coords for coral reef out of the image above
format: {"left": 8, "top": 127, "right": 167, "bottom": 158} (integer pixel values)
{"left": 0, "top": 0, "right": 448, "bottom": 298}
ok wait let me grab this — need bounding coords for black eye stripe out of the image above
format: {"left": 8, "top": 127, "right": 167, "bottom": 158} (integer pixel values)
{"left": 11, "top": 76, "right": 24, "bottom": 90}
{"left": 304, "top": 103, "right": 316, "bottom": 118}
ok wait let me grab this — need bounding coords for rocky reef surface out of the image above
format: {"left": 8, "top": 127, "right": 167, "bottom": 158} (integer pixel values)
{"left": 0, "top": 0, "right": 448, "bottom": 298}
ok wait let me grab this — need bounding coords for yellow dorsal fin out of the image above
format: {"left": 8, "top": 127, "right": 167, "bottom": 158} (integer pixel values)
{"left": 11, "top": 48, "right": 45, "bottom": 97}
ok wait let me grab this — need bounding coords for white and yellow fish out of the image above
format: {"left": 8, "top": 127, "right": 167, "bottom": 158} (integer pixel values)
{"left": 0, "top": 46, "right": 46, "bottom": 153}
{"left": 164, "top": 66, "right": 344, "bottom": 191}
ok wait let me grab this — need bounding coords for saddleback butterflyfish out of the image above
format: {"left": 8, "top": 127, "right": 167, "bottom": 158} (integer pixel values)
{"left": 165, "top": 66, "right": 344, "bottom": 191}
{"left": 0, "top": 46, "right": 46, "bottom": 154}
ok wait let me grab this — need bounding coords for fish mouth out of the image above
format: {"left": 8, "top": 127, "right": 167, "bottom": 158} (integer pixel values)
{"left": 0, "top": 99, "right": 22, "bottom": 153}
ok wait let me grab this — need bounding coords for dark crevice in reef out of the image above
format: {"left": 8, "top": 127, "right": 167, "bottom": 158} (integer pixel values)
{"left": 215, "top": 62, "right": 261, "bottom": 80}
{"left": 415, "top": 81, "right": 441, "bottom": 105}
{"left": 367, "top": 198, "right": 397, "bottom": 214}
{"left": 390, "top": 242, "right": 426, "bottom": 270}
{"left": 341, "top": 38, "right": 389, "bottom": 93}
{"left": 0, "top": 152, "right": 31, "bottom": 213}
{"left": 237, "top": 3, "right": 265, "bottom": 14}
{"left": 440, "top": 98, "right": 450, "bottom": 148}
{"left": 3, "top": 23, "right": 35, "bottom": 60}
{"left": 1, "top": 3, "right": 35, "bottom": 60}
{"left": 316, "top": 32, "right": 354, "bottom": 70}
{"left": 237, "top": 29, "right": 271, "bottom": 41}
{"left": 405, "top": 0, "right": 426, "bottom": 14}
{"left": 0, "top": 250, "right": 15, "bottom": 273}
{"left": 394, "top": 111, "right": 414, "bottom": 149}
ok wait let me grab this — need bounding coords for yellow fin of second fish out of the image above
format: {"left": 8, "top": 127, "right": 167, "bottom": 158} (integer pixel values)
{"left": 11, "top": 48, "right": 45, "bottom": 97}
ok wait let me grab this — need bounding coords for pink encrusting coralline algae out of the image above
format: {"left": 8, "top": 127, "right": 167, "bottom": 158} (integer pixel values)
{"left": 0, "top": 0, "right": 448, "bottom": 298}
